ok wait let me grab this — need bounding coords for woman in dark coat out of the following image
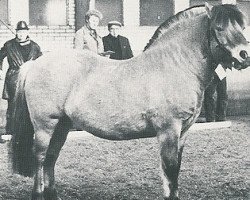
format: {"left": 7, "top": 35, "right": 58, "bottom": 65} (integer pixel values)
{"left": 0, "top": 21, "right": 42, "bottom": 142}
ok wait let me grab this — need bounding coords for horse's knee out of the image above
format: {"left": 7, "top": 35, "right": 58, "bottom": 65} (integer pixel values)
{"left": 160, "top": 144, "right": 180, "bottom": 199}
{"left": 160, "top": 136, "right": 179, "bottom": 175}
{"left": 157, "top": 123, "right": 182, "bottom": 200}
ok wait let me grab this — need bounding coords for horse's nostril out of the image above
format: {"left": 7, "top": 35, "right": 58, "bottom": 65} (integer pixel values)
{"left": 239, "top": 50, "right": 248, "bottom": 59}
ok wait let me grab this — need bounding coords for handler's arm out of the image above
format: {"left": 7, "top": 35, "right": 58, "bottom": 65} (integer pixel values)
{"left": 0, "top": 44, "right": 7, "bottom": 79}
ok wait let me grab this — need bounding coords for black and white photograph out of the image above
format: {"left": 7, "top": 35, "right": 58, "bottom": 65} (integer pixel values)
{"left": 0, "top": 0, "right": 249, "bottom": 199}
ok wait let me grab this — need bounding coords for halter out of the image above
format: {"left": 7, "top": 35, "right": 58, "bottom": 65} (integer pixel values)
{"left": 211, "top": 29, "right": 232, "bottom": 56}
{"left": 207, "top": 18, "right": 233, "bottom": 70}
{"left": 207, "top": 16, "right": 249, "bottom": 70}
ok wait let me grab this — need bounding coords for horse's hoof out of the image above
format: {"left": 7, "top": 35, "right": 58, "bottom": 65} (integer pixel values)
{"left": 31, "top": 192, "right": 45, "bottom": 200}
{"left": 164, "top": 197, "right": 179, "bottom": 200}
{"left": 44, "top": 188, "right": 58, "bottom": 200}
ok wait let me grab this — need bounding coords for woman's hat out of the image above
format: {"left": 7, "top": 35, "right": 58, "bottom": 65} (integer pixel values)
{"left": 85, "top": 10, "right": 103, "bottom": 21}
{"left": 16, "top": 21, "right": 29, "bottom": 30}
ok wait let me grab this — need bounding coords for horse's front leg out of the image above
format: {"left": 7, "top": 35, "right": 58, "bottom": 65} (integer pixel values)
{"left": 157, "top": 120, "right": 182, "bottom": 200}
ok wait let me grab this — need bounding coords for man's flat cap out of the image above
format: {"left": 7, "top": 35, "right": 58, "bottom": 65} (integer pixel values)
{"left": 108, "top": 21, "right": 122, "bottom": 27}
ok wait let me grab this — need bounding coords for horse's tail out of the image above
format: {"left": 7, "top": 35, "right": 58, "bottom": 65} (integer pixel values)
{"left": 9, "top": 61, "right": 36, "bottom": 177}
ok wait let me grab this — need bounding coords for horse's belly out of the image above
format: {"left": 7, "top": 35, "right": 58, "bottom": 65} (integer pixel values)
{"left": 70, "top": 111, "right": 154, "bottom": 140}
{"left": 87, "top": 128, "right": 156, "bottom": 140}
{"left": 65, "top": 86, "right": 154, "bottom": 139}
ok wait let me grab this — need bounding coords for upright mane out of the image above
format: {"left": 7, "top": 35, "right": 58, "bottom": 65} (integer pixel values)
{"left": 144, "top": 5, "right": 206, "bottom": 51}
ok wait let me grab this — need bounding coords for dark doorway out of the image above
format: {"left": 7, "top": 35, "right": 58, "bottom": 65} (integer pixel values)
{"left": 75, "top": 0, "right": 90, "bottom": 31}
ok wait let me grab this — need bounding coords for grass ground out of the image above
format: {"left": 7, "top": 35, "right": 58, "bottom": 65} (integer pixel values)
{"left": 0, "top": 116, "right": 249, "bottom": 200}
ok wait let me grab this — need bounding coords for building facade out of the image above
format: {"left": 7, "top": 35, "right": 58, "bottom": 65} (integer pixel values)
{"left": 0, "top": 0, "right": 75, "bottom": 51}
{"left": 0, "top": 0, "right": 249, "bottom": 52}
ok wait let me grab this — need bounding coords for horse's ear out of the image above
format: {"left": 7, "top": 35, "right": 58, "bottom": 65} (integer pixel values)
{"left": 205, "top": 2, "right": 213, "bottom": 19}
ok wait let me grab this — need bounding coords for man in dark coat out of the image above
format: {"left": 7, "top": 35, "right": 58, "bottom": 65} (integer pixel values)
{"left": 102, "top": 21, "right": 133, "bottom": 60}
{"left": 204, "top": 73, "right": 228, "bottom": 122}
{"left": 0, "top": 21, "right": 42, "bottom": 143}
{"left": 203, "top": 46, "right": 234, "bottom": 123}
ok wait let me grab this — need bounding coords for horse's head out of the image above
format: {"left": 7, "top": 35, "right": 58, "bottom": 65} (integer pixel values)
{"left": 206, "top": 3, "right": 250, "bottom": 70}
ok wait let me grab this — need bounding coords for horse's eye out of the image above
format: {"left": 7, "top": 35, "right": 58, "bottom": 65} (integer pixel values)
{"left": 215, "top": 27, "right": 224, "bottom": 32}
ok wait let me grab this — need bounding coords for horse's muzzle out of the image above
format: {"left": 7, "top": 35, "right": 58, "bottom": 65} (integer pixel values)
{"left": 233, "top": 57, "right": 250, "bottom": 70}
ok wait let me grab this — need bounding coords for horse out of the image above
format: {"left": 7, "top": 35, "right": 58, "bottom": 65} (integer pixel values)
{"left": 10, "top": 3, "right": 250, "bottom": 200}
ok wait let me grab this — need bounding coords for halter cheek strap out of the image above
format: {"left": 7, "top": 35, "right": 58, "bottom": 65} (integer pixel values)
{"left": 211, "top": 29, "right": 231, "bottom": 57}
{"left": 206, "top": 25, "right": 220, "bottom": 70}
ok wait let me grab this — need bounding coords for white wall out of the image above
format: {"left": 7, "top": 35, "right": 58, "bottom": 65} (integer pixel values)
{"left": 9, "top": 0, "right": 29, "bottom": 25}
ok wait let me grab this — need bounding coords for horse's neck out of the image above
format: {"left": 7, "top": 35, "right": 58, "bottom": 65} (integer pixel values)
{"left": 143, "top": 14, "right": 214, "bottom": 89}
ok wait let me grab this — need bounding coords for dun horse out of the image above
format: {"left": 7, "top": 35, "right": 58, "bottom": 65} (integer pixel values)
{"left": 10, "top": 3, "right": 250, "bottom": 200}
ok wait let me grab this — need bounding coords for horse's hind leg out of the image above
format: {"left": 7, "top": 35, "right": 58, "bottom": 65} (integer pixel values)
{"left": 31, "top": 118, "right": 58, "bottom": 200}
{"left": 157, "top": 120, "right": 182, "bottom": 200}
{"left": 43, "top": 116, "right": 72, "bottom": 200}
{"left": 31, "top": 116, "right": 71, "bottom": 200}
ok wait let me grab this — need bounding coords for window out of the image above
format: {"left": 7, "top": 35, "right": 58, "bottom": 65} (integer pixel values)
{"left": 95, "top": 0, "right": 123, "bottom": 26}
{"left": 190, "top": 0, "right": 222, "bottom": 6}
{"left": 140, "top": 0, "right": 174, "bottom": 26}
{"left": 0, "top": 0, "right": 8, "bottom": 24}
{"left": 29, "top": 0, "right": 67, "bottom": 26}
